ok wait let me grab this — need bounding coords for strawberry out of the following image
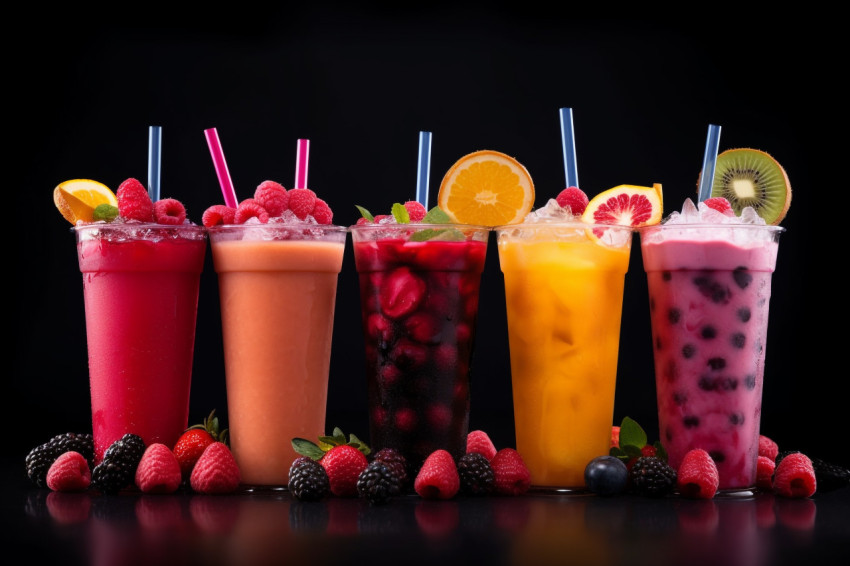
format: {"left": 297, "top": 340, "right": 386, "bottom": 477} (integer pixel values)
{"left": 466, "top": 430, "right": 497, "bottom": 461}
{"left": 190, "top": 442, "right": 241, "bottom": 494}
{"left": 414, "top": 449, "right": 460, "bottom": 499}
{"left": 490, "top": 448, "right": 531, "bottom": 496}
{"left": 173, "top": 410, "right": 228, "bottom": 482}
{"left": 321, "top": 445, "right": 369, "bottom": 497}
{"left": 135, "top": 443, "right": 182, "bottom": 494}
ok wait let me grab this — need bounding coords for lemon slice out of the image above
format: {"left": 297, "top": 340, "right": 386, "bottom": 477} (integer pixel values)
{"left": 581, "top": 184, "right": 663, "bottom": 228}
{"left": 438, "top": 150, "right": 535, "bottom": 226}
{"left": 53, "top": 179, "right": 118, "bottom": 224}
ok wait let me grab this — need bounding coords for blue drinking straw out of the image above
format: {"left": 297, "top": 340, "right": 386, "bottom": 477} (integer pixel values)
{"left": 560, "top": 107, "right": 579, "bottom": 188}
{"left": 148, "top": 126, "right": 162, "bottom": 202}
{"left": 697, "top": 124, "right": 722, "bottom": 203}
{"left": 416, "top": 131, "right": 432, "bottom": 208}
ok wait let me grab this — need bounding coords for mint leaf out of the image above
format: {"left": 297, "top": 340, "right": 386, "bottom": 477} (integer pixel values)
{"left": 355, "top": 205, "right": 374, "bottom": 221}
{"left": 93, "top": 204, "right": 118, "bottom": 222}
{"left": 619, "top": 416, "right": 647, "bottom": 450}
{"left": 422, "top": 206, "right": 450, "bottom": 224}
{"left": 291, "top": 438, "right": 325, "bottom": 460}
{"left": 391, "top": 202, "right": 410, "bottom": 223}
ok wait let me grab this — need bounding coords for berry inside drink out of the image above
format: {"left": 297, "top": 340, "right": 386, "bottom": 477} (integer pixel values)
{"left": 352, "top": 225, "right": 488, "bottom": 472}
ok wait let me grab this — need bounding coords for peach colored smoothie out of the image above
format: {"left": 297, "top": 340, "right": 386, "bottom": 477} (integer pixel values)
{"left": 209, "top": 224, "right": 346, "bottom": 487}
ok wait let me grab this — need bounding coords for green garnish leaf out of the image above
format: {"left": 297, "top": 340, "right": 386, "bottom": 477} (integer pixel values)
{"left": 355, "top": 205, "right": 374, "bottom": 221}
{"left": 422, "top": 206, "right": 451, "bottom": 224}
{"left": 93, "top": 204, "right": 118, "bottom": 222}
{"left": 391, "top": 202, "right": 410, "bottom": 223}
{"left": 291, "top": 438, "right": 326, "bottom": 460}
{"left": 618, "top": 416, "right": 647, "bottom": 449}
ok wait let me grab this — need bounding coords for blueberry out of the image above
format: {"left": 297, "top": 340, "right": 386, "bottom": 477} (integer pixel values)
{"left": 584, "top": 455, "right": 629, "bottom": 496}
{"left": 732, "top": 267, "right": 752, "bottom": 289}
{"left": 737, "top": 307, "right": 751, "bottom": 322}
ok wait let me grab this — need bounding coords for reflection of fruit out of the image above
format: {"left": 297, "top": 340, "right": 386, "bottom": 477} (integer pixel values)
{"left": 438, "top": 150, "right": 534, "bottom": 226}
{"left": 581, "top": 184, "right": 663, "bottom": 227}
{"left": 53, "top": 179, "right": 117, "bottom": 224}
{"left": 705, "top": 148, "right": 791, "bottom": 225}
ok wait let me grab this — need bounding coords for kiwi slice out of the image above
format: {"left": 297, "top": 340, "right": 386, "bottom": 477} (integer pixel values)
{"left": 704, "top": 148, "right": 791, "bottom": 225}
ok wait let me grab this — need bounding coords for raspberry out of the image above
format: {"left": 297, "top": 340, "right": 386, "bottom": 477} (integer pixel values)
{"left": 153, "top": 198, "right": 187, "bottom": 225}
{"left": 457, "top": 452, "right": 495, "bottom": 495}
{"left": 357, "top": 460, "right": 401, "bottom": 505}
{"left": 287, "top": 188, "right": 317, "bottom": 219}
{"left": 288, "top": 457, "right": 330, "bottom": 501}
{"left": 26, "top": 432, "right": 94, "bottom": 488}
{"left": 403, "top": 200, "right": 427, "bottom": 222}
{"left": 190, "top": 442, "right": 241, "bottom": 494}
{"left": 757, "top": 455, "right": 776, "bottom": 490}
{"left": 610, "top": 426, "right": 620, "bottom": 449}
{"left": 117, "top": 178, "right": 154, "bottom": 222}
{"left": 135, "top": 443, "right": 182, "bottom": 494}
{"left": 373, "top": 448, "right": 410, "bottom": 490}
{"left": 629, "top": 456, "right": 677, "bottom": 497}
{"left": 310, "top": 198, "right": 333, "bottom": 225}
{"left": 373, "top": 214, "right": 392, "bottom": 223}
{"left": 202, "top": 205, "right": 236, "bottom": 227}
{"left": 676, "top": 449, "right": 719, "bottom": 499}
{"left": 355, "top": 216, "right": 371, "bottom": 225}
{"left": 490, "top": 448, "right": 531, "bottom": 496}
{"left": 414, "top": 450, "right": 459, "bottom": 500}
{"left": 466, "top": 430, "right": 497, "bottom": 461}
{"left": 321, "top": 445, "right": 369, "bottom": 497}
{"left": 234, "top": 199, "right": 269, "bottom": 224}
{"left": 555, "top": 186, "right": 589, "bottom": 215}
{"left": 46, "top": 451, "right": 91, "bottom": 492}
{"left": 254, "top": 180, "right": 288, "bottom": 216}
{"left": 758, "top": 435, "right": 779, "bottom": 461}
{"left": 773, "top": 452, "right": 816, "bottom": 498}
{"left": 703, "top": 197, "right": 734, "bottom": 215}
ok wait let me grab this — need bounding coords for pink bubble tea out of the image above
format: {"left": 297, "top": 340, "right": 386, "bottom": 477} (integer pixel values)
{"left": 639, "top": 212, "right": 783, "bottom": 492}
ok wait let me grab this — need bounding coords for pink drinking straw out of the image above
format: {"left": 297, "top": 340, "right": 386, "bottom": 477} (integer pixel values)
{"left": 416, "top": 131, "right": 432, "bottom": 208}
{"left": 295, "top": 139, "right": 310, "bottom": 189}
{"left": 560, "top": 107, "right": 579, "bottom": 188}
{"left": 697, "top": 124, "right": 722, "bottom": 203}
{"left": 204, "top": 127, "right": 239, "bottom": 208}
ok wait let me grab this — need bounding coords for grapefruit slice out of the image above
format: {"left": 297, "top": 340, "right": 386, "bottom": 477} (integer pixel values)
{"left": 438, "top": 150, "right": 535, "bottom": 226}
{"left": 581, "top": 184, "right": 663, "bottom": 227}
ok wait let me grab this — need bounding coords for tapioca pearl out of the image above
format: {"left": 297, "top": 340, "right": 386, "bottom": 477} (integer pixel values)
{"left": 682, "top": 344, "right": 697, "bottom": 359}
{"left": 683, "top": 416, "right": 700, "bottom": 428}
{"left": 663, "top": 360, "right": 678, "bottom": 382}
{"left": 731, "top": 333, "right": 746, "bottom": 349}
{"left": 757, "top": 297, "right": 767, "bottom": 307}
{"left": 662, "top": 271, "right": 672, "bottom": 281}
{"left": 693, "top": 275, "right": 730, "bottom": 304}
{"left": 700, "top": 326, "right": 717, "bottom": 340}
{"left": 668, "top": 308, "right": 681, "bottom": 324}
{"left": 744, "top": 374, "right": 757, "bottom": 390}
{"left": 737, "top": 307, "right": 751, "bottom": 323}
{"left": 672, "top": 391, "right": 687, "bottom": 405}
{"left": 391, "top": 339, "right": 428, "bottom": 369}
{"left": 708, "top": 450, "right": 725, "bottom": 463}
{"left": 372, "top": 406, "right": 388, "bottom": 429}
{"left": 655, "top": 335, "right": 663, "bottom": 351}
{"left": 665, "top": 427, "right": 673, "bottom": 442}
{"left": 729, "top": 413, "right": 745, "bottom": 425}
{"left": 453, "top": 381, "right": 469, "bottom": 404}
{"left": 707, "top": 357, "right": 726, "bottom": 370}
{"left": 733, "top": 267, "right": 752, "bottom": 289}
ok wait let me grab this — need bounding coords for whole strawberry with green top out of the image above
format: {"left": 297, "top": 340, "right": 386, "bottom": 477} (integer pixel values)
{"left": 292, "top": 427, "right": 370, "bottom": 497}
{"left": 173, "top": 410, "right": 229, "bottom": 481}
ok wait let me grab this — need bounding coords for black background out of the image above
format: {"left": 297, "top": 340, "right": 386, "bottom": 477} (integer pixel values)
{"left": 11, "top": 8, "right": 842, "bottom": 470}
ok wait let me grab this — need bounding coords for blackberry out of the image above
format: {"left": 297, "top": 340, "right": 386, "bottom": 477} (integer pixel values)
{"left": 288, "top": 458, "right": 330, "bottom": 501}
{"left": 356, "top": 461, "right": 401, "bottom": 505}
{"left": 810, "top": 457, "right": 850, "bottom": 492}
{"left": 457, "top": 452, "right": 495, "bottom": 495}
{"left": 25, "top": 432, "right": 94, "bottom": 488}
{"left": 91, "top": 434, "right": 145, "bottom": 494}
{"left": 373, "top": 447, "right": 409, "bottom": 490}
{"left": 629, "top": 456, "right": 677, "bottom": 497}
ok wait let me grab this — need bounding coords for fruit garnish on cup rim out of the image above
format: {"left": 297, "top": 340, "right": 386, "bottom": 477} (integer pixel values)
{"left": 53, "top": 179, "right": 118, "bottom": 224}
{"left": 437, "top": 149, "right": 535, "bottom": 227}
{"left": 580, "top": 184, "right": 663, "bottom": 227}
{"left": 354, "top": 202, "right": 467, "bottom": 242}
{"left": 699, "top": 148, "right": 791, "bottom": 225}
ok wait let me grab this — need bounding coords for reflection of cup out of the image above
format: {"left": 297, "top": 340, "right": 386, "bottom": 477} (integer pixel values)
{"left": 495, "top": 222, "right": 633, "bottom": 490}
{"left": 350, "top": 223, "right": 489, "bottom": 471}
{"left": 76, "top": 223, "right": 207, "bottom": 463}
{"left": 208, "top": 223, "right": 346, "bottom": 487}
{"left": 639, "top": 223, "right": 783, "bottom": 492}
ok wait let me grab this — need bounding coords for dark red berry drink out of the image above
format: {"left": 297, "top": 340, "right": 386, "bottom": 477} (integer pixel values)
{"left": 640, "top": 219, "right": 783, "bottom": 492}
{"left": 351, "top": 223, "right": 489, "bottom": 472}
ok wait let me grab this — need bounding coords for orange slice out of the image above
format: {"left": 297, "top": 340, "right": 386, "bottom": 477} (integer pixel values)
{"left": 581, "top": 184, "right": 663, "bottom": 227}
{"left": 438, "top": 150, "right": 534, "bottom": 226}
{"left": 53, "top": 179, "right": 117, "bottom": 224}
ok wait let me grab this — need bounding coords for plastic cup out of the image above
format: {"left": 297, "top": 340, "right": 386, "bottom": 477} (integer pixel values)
{"left": 638, "top": 222, "right": 783, "bottom": 492}
{"left": 350, "top": 222, "right": 489, "bottom": 472}
{"left": 495, "top": 221, "right": 633, "bottom": 491}
{"left": 208, "top": 222, "right": 347, "bottom": 488}
{"left": 75, "top": 222, "right": 207, "bottom": 463}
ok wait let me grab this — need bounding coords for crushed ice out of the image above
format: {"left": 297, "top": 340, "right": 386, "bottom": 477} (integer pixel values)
{"left": 663, "top": 198, "right": 766, "bottom": 226}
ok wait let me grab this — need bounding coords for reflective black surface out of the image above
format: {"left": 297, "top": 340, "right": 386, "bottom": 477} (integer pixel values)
{"left": 6, "top": 462, "right": 848, "bottom": 566}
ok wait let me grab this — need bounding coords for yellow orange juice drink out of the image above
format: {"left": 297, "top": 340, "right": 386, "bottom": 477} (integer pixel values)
{"left": 496, "top": 218, "right": 632, "bottom": 489}
{"left": 207, "top": 212, "right": 346, "bottom": 487}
